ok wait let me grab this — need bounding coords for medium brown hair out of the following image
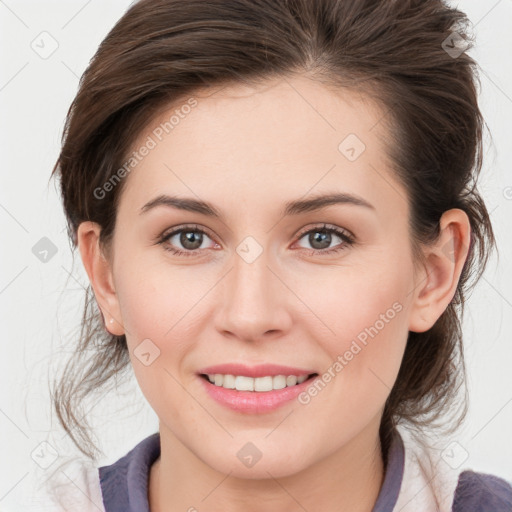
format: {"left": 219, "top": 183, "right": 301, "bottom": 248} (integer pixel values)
{"left": 50, "top": 0, "right": 495, "bottom": 461}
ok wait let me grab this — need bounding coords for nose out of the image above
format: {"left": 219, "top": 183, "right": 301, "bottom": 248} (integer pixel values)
{"left": 214, "top": 246, "right": 292, "bottom": 343}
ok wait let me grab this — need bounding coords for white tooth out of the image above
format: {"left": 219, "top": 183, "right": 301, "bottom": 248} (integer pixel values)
{"left": 286, "top": 375, "right": 298, "bottom": 386}
{"left": 235, "top": 375, "right": 254, "bottom": 391}
{"left": 273, "top": 375, "right": 287, "bottom": 389}
{"left": 222, "top": 374, "right": 236, "bottom": 389}
{"left": 254, "top": 376, "right": 273, "bottom": 392}
{"left": 209, "top": 373, "right": 310, "bottom": 390}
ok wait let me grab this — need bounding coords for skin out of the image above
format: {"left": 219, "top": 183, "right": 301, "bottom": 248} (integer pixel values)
{"left": 78, "top": 75, "right": 471, "bottom": 512}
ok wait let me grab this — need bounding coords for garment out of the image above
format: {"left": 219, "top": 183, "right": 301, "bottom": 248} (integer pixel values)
{"left": 25, "top": 425, "right": 512, "bottom": 511}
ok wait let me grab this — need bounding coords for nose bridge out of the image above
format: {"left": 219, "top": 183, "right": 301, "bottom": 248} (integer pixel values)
{"left": 215, "top": 240, "right": 290, "bottom": 341}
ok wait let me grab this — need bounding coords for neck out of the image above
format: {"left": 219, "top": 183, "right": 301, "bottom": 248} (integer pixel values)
{"left": 149, "top": 420, "right": 385, "bottom": 512}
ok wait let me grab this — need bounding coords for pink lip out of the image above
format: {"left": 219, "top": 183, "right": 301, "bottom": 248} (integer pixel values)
{"left": 198, "top": 375, "right": 318, "bottom": 413}
{"left": 197, "top": 363, "right": 315, "bottom": 378}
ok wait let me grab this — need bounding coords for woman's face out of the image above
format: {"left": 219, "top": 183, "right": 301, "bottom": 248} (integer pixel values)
{"left": 103, "top": 75, "right": 421, "bottom": 478}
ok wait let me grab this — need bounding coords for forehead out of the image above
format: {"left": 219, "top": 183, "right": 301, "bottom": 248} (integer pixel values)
{"left": 118, "top": 75, "right": 407, "bottom": 221}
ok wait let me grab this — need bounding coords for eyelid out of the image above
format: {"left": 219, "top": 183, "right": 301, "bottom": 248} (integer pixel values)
{"left": 294, "top": 223, "right": 355, "bottom": 243}
{"left": 160, "top": 223, "right": 217, "bottom": 242}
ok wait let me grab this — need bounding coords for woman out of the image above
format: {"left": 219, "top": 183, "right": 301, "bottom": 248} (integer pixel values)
{"left": 32, "top": 0, "right": 512, "bottom": 510}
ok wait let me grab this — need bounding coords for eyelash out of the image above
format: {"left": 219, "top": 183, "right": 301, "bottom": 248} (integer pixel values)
{"left": 156, "top": 223, "right": 355, "bottom": 257}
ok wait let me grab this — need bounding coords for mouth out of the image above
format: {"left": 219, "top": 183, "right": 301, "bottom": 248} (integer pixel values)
{"left": 195, "top": 363, "right": 321, "bottom": 413}
{"left": 199, "top": 372, "right": 319, "bottom": 392}
{"left": 197, "top": 371, "right": 320, "bottom": 414}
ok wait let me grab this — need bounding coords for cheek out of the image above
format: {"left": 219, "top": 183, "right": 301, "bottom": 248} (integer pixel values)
{"left": 113, "top": 253, "right": 222, "bottom": 409}
{"left": 326, "top": 279, "right": 408, "bottom": 366}
{"left": 114, "top": 251, "right": 210, "bottom": 341}
{"left": 294, "top": 259, "right": 412, "bottom": 405}
{"left": 114, "top": 263, "right": 198, "bottom": 422}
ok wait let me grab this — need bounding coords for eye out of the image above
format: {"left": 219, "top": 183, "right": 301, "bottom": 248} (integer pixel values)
{"left": 156, "top": 223, "right": 355, "bottom": 257}
{"left": 294, "top": 224, "right": 355, "bottom": 255}
{"left": 157, "top": 224, "right": 219, "bottom": 257}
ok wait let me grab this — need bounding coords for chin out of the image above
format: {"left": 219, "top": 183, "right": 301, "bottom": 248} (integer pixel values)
{"left": 201, "top": 442, "right": 312, "bottom": 480}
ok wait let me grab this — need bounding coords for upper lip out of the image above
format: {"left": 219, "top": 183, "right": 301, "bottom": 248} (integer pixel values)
{"left": 197, "top": 363, "right": 317, "bottom": 378}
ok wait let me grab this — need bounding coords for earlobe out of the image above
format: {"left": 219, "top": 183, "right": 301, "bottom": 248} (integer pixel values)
{"left": 76, "top": 221, "right": 125, "bottom": 336}
{"left": 408, "top": 209, "right": 471, "bottom": 333}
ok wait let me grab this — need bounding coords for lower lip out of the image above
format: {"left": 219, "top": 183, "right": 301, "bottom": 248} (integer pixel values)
{"left": 198, "top": 374, "right": 318, "bottom": 413}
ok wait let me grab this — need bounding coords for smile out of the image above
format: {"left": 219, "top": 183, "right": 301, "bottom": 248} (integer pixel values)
{"left": 201, "top": 373, "right": 315, "bottom": 391}
{"left": 198, "top": 372, "right": 319, "bottom": 413}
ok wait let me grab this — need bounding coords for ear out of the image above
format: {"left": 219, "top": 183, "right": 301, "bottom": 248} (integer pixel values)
{"left": 408, "top": 209, "right": 471, "bottom": 333}
{"left": 76, "top": 221, "right": 124, "bottom": 336}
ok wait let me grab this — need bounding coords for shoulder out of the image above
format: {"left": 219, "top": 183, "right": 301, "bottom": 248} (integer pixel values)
{"left": 452, "top": 470, "right": 512, "bottom": 512}
{"left": 391, "top": 426, "right": 512, "bottom": 512}
{"left": 98, "top": 432, "right": 160, "bottom": 512}
{"left": 23, "top": 432, "right": 160, "bottom": 512}
{"left": 20, "top": 458, "right": 105, "bottom": 511}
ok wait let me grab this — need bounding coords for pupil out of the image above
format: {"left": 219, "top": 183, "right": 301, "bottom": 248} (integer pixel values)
{"left": 181, "top": 231, "right": 202, "bottom": 250}
{"left": 311, "top": 230, "right": 331, "bottom": 249}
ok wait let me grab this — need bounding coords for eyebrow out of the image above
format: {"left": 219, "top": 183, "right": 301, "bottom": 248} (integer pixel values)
{"left": 139, "top": 192, "right": 375, "bottom": 219}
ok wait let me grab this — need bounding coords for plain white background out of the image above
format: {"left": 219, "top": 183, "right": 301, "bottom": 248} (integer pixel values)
{"left": 1, "top": 0, "right": 511, "bottom": 509}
